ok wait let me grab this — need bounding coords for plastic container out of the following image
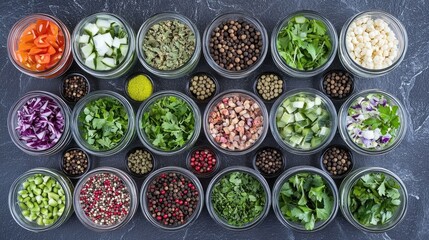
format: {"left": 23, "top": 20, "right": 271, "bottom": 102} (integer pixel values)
{"left": 186, "top": 72, "right": 220, "bottom": 103}
{"left": 9, "top": 168, "right": 74, "bottom": 232}
{"left": 185, "top": 146, "right": 221, "bottom": 178}
{"left": 272, "top": 166, "right": 339, "bottom": 232}
{"left": 205, "top": 166, "right": 271, "bottom": 230}
{"left": 59, "top": 147, "right": 91, "bottom": 179}
{"left": 270, "top": 88, "right": 337, "bottom": 155}
{"left": 202, "top": 12, "right": 268, "bottom": 79}
{"left": 71, "top": 90, "right": 135, "bottom": 157}
{"left": 203, "top": 89, "right": 269, "bottom": 155}
{"left": 73, "top": 167, "right": 138, "bottom": 231}
{"left": 319, "top": 145, "right": 354, "bottom": 179}
{"left": 136, "top": 12, "right": 201, "bottom": 79}
{"left": 252, "top": 146, "right": 286, "bottom": 178}
{"left": 339, "top": 167, "right": 408, "bottom": 232}
{"left": 319, "top": 69, "right": 355, "bottom": 102}
{"left": 59, "top": 72, "right": 91, "bottom": 104}
{"left": 124, "top": 147, "right": 157, "bottom": 178}
{"left": 136, "top": 91, "right": 201, "bottom": 156}
{"left": 7, "top": 91, "right": 72, "bottom": 156}
{"left": 271, "top": 10, "right": 338, "bottom": 78}
{"left": 140, "top": 166, "right": 204, "bottom": 231}
{"left": 7, "top": 13, "right": 73, "bottom": 79}
{"left": 72, "top": 12, "right": 136, "bottom": 79}
{"left": 338, "top": 10, "right": 408, "bottom": 78}
{"left": 253, "top": 72, "right": 286, "bottom": 103}
{"left": 338, "top": 89, "right": 407, "bottom": 155}
{"left": 124, "top": 72, "right": 155, "bottom": 103}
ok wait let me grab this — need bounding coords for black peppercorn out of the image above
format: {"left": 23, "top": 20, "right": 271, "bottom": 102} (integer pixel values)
{"left": 322, "top": 146, "right": 353, "bottom": 176}
{"left": 255, "top": 148, "right": 284, "bottom": 176}
{"left": 322, "top": 70, "right": 353, "bottom": 99}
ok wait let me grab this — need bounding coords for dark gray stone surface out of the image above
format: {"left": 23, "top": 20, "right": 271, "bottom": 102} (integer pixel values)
{"left": 0, "top": 0, "right": 428, "bottom": 239}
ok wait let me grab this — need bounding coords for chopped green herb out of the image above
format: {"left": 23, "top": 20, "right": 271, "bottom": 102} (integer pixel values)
{"left": 279, "top": 173, "right": 334, "bottom": 230}
{"left": 349, "top": 172, "right": 402, "bottom": 226}
{"left": 211, "top": 172, "right": 266, "bottom": 227}
{"left": 79, "top": 97, "right": 129, "bottom": 150}
{"left": 276, "top": 16, "right": 332, "bottom": 70}
{"left": 141, "top": 96, "right": 195, "bottom": 151}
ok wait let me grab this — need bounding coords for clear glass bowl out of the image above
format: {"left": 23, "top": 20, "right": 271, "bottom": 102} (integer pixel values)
{"left": 7, "top": 91, "right": 72, "bottom": 156}
{"left": 271, "top": 10, "right": 338, "bottom": 78}
{"left": 203, "top": 89, "right": 269, "bottom": 155}
{"left": 270, "top": 88, "right": 337, "bottom": 155}
{"left": 205, "top": 166, "right": 271, "bottom": 230}
{"left": 272, "top": 166, "right": 339, "bottom": 232}
{"left": 339, "top": 167, "right": 408, "bottom": 232}
{"left": 71, "top": 90, "right": 136, "bottom": 157}
{"left": 338, "top": 10, "right": 408, "bottom": 78}
{"left": 136, "top": 90, "right": 201, "bottom": 156}
{"left": 73, "top": 167, "right": 138, "bottom": 231}
{"left": 136, "top": 12, "right": 201, "bottom": 79}
{"left": 8, "top": 168, "right": 74, "bottom": 232}
{"left": 338, "top": 89, "right": 407, "bottom": 155}
{"left": 202, "top": 12, "right": 268, "bottom": 79}
{"left": 185, "top": 145, "right": 221, "bottom": 178}
{"left": 7, "top": 13, "right": 73, "bottom": 79}
{"left": 140, "top": 166, "right": 204, "bottom": 231}
{"left": 72, "top": 12, "right": 136, "bottom": 79}
{"left": 252, "top": 146, "right": 286, "bottom": 178}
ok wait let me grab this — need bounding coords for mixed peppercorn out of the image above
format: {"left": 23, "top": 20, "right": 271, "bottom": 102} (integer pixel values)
{"left": 61, "top": 148, "right": 89, "bottom": 177}
{"left": 62, "top": 74, "right": 89, "bottom": 102}
{"left": 126, "top": 148, "right": 154, "bottom": 176}
{"left": 146, "top": 172, "right": 200, "bottom": 227}
{"left": 79, "top": 172, "right": 131, "bottom": 226}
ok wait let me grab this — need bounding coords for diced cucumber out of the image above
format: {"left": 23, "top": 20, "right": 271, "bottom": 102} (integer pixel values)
{"left": 292, "top": 101, "right": 305, "bottom": 108}
{"left": 106, "top": 47, "right": 113, "bottom": 56}
{"left": 306, "top": 100, "right": 315, "bottom": 109}
{"left": 120, "top": 44, "right": 129, "bottom": 57}
{"left": 290, "top": 135, "right": 303, "bottom": 145}
{"left": 112, "top": 37, "right": 121, "bottom": 48}
{"left": 83, "top": 23, "right": 99, "bottom": 36}
{"left": 294, "top": 112, "right": 305, "bottom": 122}
{"left": 285, "top": 105, "right": 297, "bottom": 114}
{"left": 78, "top": 34, "right": 90, "bottom": 44}
{"left": 100, "top": 33, "right": 114, "bottom": 47}
{"left": 85, "top": 57, "right": 95, "bottom": 70}
{"left": 280, "top": 113, "right": 294, "bottom": 124}
{"left": 311, "top": 123, "right": 320, "bottom": 133}
{"left": 101, "top": 57, "right": 116, "bottom": 68}
{"left": 305, "top": 112, "right": 318, "bottom": 122}
{"left": 95, "top": 57, "right": 109, "bottom": 71}
{"left": 319, "top": 126, "right": 330, "bottom": 136}
{"left": 96, "top": 19, "right": 111, "bottom": 28}
{"left": 311, "top": 137, "right": 322, "bottom": 147}
{"left": 315, "top": 97, "right": 322, "bottom": 105}
{"left": 80, "top": 43, "right": 93, "bottom": 59}
{"left": 118, "top": 37, "right": 127, "bottom": 45}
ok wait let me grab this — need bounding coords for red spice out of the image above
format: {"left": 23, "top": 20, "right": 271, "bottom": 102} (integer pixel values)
{"left": 79, "top": 172, "right": 131, "bottom": 226}
{"left": 189, "top": 148, "right": 217, "bottom": 174}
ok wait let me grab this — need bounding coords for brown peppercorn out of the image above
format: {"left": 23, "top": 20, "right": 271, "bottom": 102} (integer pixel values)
{"left": 255, "top": 148, "right": 284, "bottom": 176}
{"left": 322, "top": 146, "right": 353, "bottom": 176}
{"left": 127, "top": 148, "right": 154, "bottom": 176}
{"left": 322, "top": 71, "right": 353, "bottom": 99}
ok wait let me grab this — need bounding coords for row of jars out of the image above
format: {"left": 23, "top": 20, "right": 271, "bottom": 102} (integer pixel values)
{"left": 7, "top": 10, "right": 407, "bottom": 80}
{"left": 9, "top": 165, "right": 407, "bottom": 233}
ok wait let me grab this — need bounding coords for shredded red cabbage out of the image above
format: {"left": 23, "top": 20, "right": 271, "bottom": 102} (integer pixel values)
{"left": 16, "top": 96, "right": 65, "bottom": 150}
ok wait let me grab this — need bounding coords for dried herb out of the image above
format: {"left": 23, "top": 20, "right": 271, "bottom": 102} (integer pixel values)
{"left": 211, "top": 172, "right": 266, "bottom": 227}
{"left": 279, "top": 173, "right": 334, "bottom": 230}
{"left": 143, "top": 20, "right": 195, "bottom": 70}
{"left": 349, "top": 172, "right": 402, "bottom": 226}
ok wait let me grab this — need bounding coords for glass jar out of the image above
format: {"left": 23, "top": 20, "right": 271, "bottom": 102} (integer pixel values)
{"left": 71, "top": 90, "right": 136, "bottom": 157}
{"left": 252, "top": 146, "right": 286, "bottom": 178}
{"left": 185, "top": 145, "right": 221, "bottom": 178}
{"left": 73, "top": 167, "right": 138, "bottom": 231}
{"left": 319, "top": 69, "right": 355, "bottom": 102}
{"left": 202, "top": 12, "right": 268, "bottom": 79}
{"left": 338, "top": 11, "right": 408, "bottom": 78}
{"left": 140, "top": 166, "right": 204, "bottom": 231}
{"left": 319, "top": 145, "right": 354, "bottom": 179}
{"left": 124, "top": 147, "right": 158, "bottom": 178}
{"left": 7, "top": 91, "right": 72, "bottom": 156}
{"left": 203, "top": 89, "right": 269, "bottom": 155}
{"left": 8, "top": 168, "right": 74, "bottom": 232}
{"left": 7, "top": 14, "right": 73, "bottom": 79}
{"left": 59, "top": 147, "right": 92, "bottom": 179}
{"left": 136, "top": 12, "right": 201, "bottom": 79}
{"left": 338, "top": 89, "right": 407, "bottom": 155}
{"left": 339, "top": 167, "right": 408, "bottom": 232}
{"left": 271, "top": 10, "right": 338, "bottom": 78}
{"left": 59, "top": 72, "right": 91, "bottom": 104}
{"left": 205, "top": 166, "right": 271, "bottom": 230}
{"left": 186, "top": 72, "right": 220, "bottom": 104}
{"left": 270, "top": 88, "right": 337, "bottom": 155}
{"left": 272, "top": 166, "right": 339, "bottom": 232}
{"left": 72, "top": 12, "right": 136, "bottom": 79}
{"left": 136, "top": 90, "right": 201, "bottom": 156}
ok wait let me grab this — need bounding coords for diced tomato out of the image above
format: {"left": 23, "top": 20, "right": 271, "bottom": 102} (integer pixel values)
{"left": 57, "top": 34, "right": 65, "bottom": 46}
{"left": 36, "top": 19, "right": 49, "bottom": 35}
{"left": 35, "top": 63, "right": 46, "bottom": 71}
{"left": 35, "top": 54, "right": 51, "bottom": 64}
{"left": 18, "top": 42, "right": 35, "bottom": 51}
{"left": 47, "top": 46, "right": 56, "bottom": 55}
{"left": 34, "top": 34, "right": 50, "bottom": 48}
{"left": 50, "top": 52, "right": 63, "bottom": 63}
{"left": 28, "top": 47, "right": 47, "bottom": 55}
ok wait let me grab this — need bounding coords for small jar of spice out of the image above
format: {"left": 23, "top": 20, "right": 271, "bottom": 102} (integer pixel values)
{"left": 60, "top": 73, "right": 90, "bottom": 103}
{"left": 60, "top": 147, "right": 91, "bottom": 179}
{"left": 124, "top": 73, "right": 154, "bottom": 102}
{"left": 187, "top": 72, "right": 219, "bottom": 103}
{"left": 125, "top": 147, "right": 156, "bottom": 178}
